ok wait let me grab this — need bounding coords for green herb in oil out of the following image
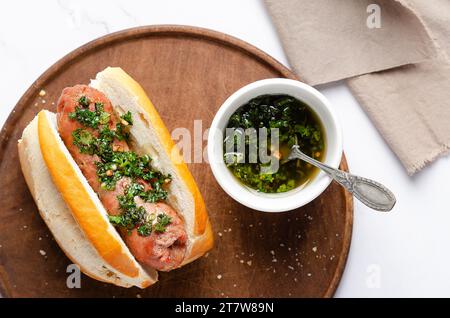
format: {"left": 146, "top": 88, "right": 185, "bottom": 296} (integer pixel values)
{"left": 224, "top": 94, "right": 325, "bottom": 193}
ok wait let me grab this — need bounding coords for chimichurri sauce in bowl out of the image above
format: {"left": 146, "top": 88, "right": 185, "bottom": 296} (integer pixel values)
{"left": 223, "top": 94, "right": 325, "bottom": 193}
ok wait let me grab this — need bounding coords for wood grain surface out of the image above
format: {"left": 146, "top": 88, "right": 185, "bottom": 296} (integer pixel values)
{"left": 0, "top": 25, "right": 352, "bottom": 298}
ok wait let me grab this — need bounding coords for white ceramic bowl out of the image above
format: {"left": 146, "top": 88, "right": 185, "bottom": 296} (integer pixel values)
{"left": 208, "top": 78, "right": 343, "bottom": 212}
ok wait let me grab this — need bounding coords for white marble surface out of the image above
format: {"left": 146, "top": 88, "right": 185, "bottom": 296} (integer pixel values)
{"left": 1, "top": 0, "right": 449, "bottom": 298}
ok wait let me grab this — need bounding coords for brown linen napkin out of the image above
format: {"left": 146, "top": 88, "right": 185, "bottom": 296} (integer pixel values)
{"left": 264, "top": 0, "right": 437, "bottom": 85}
{"left": 348, "top": 61, "right": 450, "bottom": 174}
{"left": 347, "top": 0, "right": 450, "bottom": 174}
{"left": 265, "top": 0, "right": 450, "bottom": 175}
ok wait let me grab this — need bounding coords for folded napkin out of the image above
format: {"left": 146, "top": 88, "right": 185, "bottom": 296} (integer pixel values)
{"left": 265, "top": 0, "right": 450, "bottom": 175}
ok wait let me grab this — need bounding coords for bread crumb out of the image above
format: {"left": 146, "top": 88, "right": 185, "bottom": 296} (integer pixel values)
{"left": 39, "top": 249, "right": 46, "bottom": 256}
{"left": 217, "top": 274, "right": 222, "bottom": 280}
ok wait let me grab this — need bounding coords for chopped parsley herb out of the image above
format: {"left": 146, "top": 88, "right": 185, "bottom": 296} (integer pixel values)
{"left": 72, "top": 129, "right": 96, "bottom": 155}
{"left": 137, "top": 223, "right": 152, "bottom": 236}
{"left": 68, "top": 99, "right": 172, "bottom": 236}
{"left": 224, "top": 94, "right": 325, "bottom": 193}
{"left": 109, "top": 183, "right": 172, "bottom": 235}
{"left": 154, "top": 214, "right": 172, "bottom": 233}
{"left": 114, "top": 122, "right": 130, "bottom": 141}
{"left": 120, "top": 111, "right": 133, "bottom": 125}
{"left": 96, "top": 151, "right": 171, "bottom": 192}
{"left": 68, "top": 100, "right": 111, "bottom": 129}
{"left": 78, "top": 95, "right": 90, "bottom": 107}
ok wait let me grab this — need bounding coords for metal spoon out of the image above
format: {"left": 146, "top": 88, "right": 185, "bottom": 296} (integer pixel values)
{"left": 283, "top": 145, "right": 396, "bottom": 212}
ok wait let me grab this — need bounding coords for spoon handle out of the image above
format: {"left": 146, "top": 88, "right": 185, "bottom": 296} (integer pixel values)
{"left": 288, "top": 146, "right": 396, "bottom": 212}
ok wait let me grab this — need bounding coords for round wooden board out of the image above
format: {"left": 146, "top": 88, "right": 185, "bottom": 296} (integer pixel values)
{"left": 0, "top": 25, "right": 352, "bottom": 298}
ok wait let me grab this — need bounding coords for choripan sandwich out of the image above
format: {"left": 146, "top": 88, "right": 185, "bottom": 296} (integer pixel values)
{"left": 18, "top": 67, "right": 214, "bottom": 288}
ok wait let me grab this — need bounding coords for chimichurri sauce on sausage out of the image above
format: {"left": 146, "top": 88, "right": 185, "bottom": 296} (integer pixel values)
{"left": 223, "top": 94, "right": 325, "bottom": 193}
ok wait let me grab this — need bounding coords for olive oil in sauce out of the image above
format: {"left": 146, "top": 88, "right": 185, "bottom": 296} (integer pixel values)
{"left": 223, "top": 94, "right": 326, "bottom": 193}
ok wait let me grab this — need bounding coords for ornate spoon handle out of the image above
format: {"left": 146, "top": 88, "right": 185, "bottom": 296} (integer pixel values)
{"left": 286, "top": 145, "right": 396, "bottom": 212}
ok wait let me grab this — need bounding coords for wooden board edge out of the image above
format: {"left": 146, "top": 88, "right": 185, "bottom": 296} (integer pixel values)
{"left": 323, "top": 155, "right": 354, "bottom": 298}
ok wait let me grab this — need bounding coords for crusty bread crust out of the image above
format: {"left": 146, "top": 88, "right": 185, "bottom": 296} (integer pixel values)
{"left": 17, "top": 67, "right": 213, "bottom": 287}
{"left": 18, "top": 112, "right": 157, "bottom": 288}
{"left": 91, "top": 67, "right": 214, "bottom": 265}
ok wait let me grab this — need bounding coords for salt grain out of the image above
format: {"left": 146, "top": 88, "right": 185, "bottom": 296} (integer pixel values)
{"left": 39, "top": 250, "right": 46, "bottom": 256}
{"left": 39, "top": 90, "right": 46, "bottom": 97}
{"left": 217, "top": 274, "right": 222, "bottom": 280}
{"left": 312, "top": 246, "right": 317, "bottom": 253}
{"left": 247, "top": 261, "right": 252, "bottom": 266}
